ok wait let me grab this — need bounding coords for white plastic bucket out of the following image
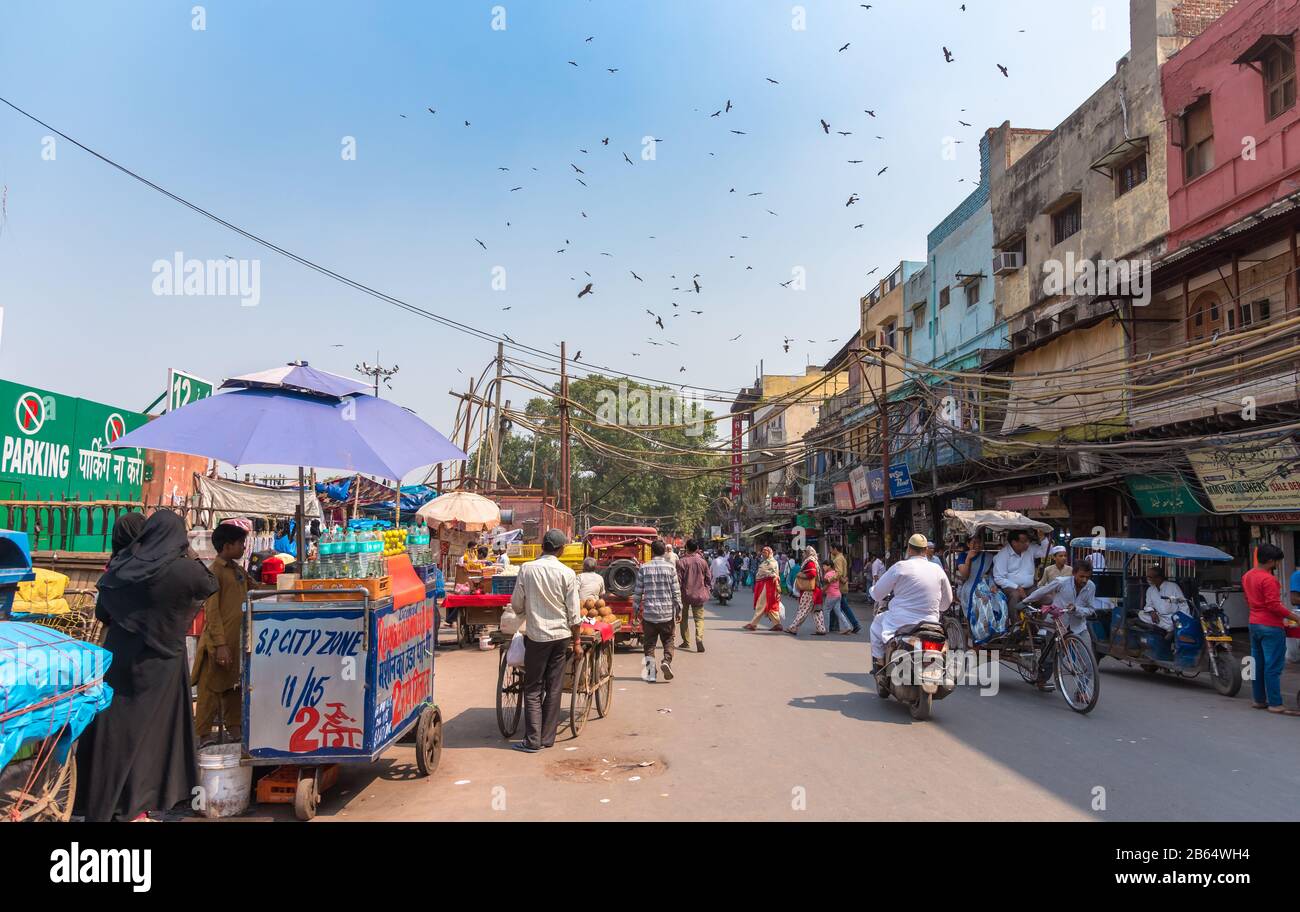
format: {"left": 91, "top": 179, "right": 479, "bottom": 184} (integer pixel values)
{"left": 197, "top": 743, "right": 251, "bottom": 818}
{"left": 478, "top": 633, "right": 493, "bottom": 651}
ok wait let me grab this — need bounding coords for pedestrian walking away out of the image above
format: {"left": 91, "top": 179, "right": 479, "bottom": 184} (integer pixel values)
{"left": 1243, "top": 543, "right": 1300, "bottom": 715}
{"left": 787, "top": 546, "right": 826, "bottom": 636}
{"left": 745, "top": 546, "right": 784, "bottom": 631}
{"left": 676, "top": 538, "right": 710, "bottom": 652}
{"left": 634, "top": 539, "right": 683, "bottom": 682}
{"left": 74, "top": 511, "right": 219, "bottom": 822}
{"left": 509, "top": 528, "right": 584, "bottom": 752}
{"left": 821, "top": 559, "right": 859, "bottom": 635}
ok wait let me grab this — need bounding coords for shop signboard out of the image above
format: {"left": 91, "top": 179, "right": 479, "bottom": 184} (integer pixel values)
{"left": 1188, "top": 442, "right": 1300, "bottom": 514}
{"left": 833, "top": 482, "right": 854, "bottom": 511}
{"left": 864, "top": 463, "right": 915, "bottom": 504}
{"left": 730, "top": 416, "right": 744, "bottom": 496}
{"left": 770, "top": 495, "right": 798, "bottom": 513}
{"left": 1127, "top": 474, "right": 1202, "bottom": 517}
{"left": 849, "top": 466, "right": 870, "bottom": 507}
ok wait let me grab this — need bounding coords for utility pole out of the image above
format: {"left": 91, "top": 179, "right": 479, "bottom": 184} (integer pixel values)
{"left": 356, "top": 352, "right": 399, "bottom": 398}
{"left": 559, "top": 341, "right": 571, "bottom": 518}
{"left": 460, "top": 379, "right": 474, "bottom": 490}
{"left": 489, "top": 342, "right": 505, "bottom": 489}
{"left": 878, "top": 343, "right": 891, "bottom": 560}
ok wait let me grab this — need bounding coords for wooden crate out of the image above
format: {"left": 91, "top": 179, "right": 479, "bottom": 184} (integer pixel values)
{"left": 293, "top": 577, "right": 392, "bottom": 602}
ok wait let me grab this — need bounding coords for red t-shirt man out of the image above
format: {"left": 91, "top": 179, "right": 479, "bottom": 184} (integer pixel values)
{"left": 1243, "top": 566, "right": 1291, "bottom": 628}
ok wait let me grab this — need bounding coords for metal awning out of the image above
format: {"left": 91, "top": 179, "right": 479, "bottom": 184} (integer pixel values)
{"left": 740, "top": 522, "right": 780, "bottom": 538}
{"left": 1089, "top": 137, "right": 1148, "bottom": 177}
{"left": 1233, "top": 34, "right": 1295, "bottom": 71}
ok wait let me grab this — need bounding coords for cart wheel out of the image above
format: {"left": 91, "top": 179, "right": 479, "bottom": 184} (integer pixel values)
{"left": 595, "top": 641, "right": 615, "bottom": 718}
{"left": 294, "top": 774, "right": 319, "bottom": 821}
{"left": 569, "top": 648, "right": 594, "bottom": 737}
{"left": 37, "top": 751, "right": 77, "bottom": 822}
{"left": 496, "top": 647, "right": 524, "bottom": 738}
{"left": 415, "top": 706, "right": 443, "bottom": 777}
{"left": 1210, "top": 645, "right": 1242, "bottom": 697}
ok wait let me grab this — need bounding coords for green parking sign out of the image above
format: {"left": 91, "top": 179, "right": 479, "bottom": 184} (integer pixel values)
{"left": 167, "top": 368, "right": 214, "bottom": 412}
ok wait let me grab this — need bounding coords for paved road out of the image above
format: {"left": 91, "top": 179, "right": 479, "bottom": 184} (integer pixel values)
{"left": 301, "top": 593, "right": 1300, "bottom": 822}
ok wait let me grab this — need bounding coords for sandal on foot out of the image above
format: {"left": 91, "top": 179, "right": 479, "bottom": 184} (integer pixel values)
{"left": 1267, "top": 706, "right": 1300, "bottom": 716}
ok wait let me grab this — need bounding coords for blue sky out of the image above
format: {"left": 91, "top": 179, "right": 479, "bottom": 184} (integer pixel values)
{"left": 0, "top": 0, "right": 1132, "bottom": 476}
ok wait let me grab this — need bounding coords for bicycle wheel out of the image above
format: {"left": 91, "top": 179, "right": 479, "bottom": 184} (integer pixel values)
{"left": 496, "top": 648, "right": 523, "bottom": 738}
{"left": 1055, "top": 633, "right": 1100, "bottom": 714}
{"left": 568, "top": 648, "right": 594, "bottom": 737}
{"left": 595, "top": 640, "right": 615, "bottom": 718}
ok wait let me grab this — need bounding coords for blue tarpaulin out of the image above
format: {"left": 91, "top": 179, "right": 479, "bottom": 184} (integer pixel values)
{"left": 0, "top": 622, "right": 114, "bottom": 768}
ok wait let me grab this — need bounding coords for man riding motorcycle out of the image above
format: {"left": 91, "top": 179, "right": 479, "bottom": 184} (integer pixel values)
{"left": 868, "top": 534, "right": 953, "bottom": 682}
{"left": 710, "top": 550, "right": 733, "bottom": 602}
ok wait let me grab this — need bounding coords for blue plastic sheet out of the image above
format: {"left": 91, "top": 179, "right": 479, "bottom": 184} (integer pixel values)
{"left": 0, "top": 622, "right": 113, "bottom": 769}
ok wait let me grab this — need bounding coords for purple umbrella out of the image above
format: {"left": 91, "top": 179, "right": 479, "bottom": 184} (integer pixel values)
{"left": 109, "top": 387, "right": 465, "bottom": 480}
{"left": 221, "top": 362, "right": 370, "bottom": 399}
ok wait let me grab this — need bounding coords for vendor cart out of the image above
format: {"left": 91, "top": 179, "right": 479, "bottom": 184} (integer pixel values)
{"left": 442, "top": 592, "right": 512, "bottom": 648}
{"left": 492, "top": 620, "right": 618, "bottom": 739}
{"left": 241, "top": 563, "right": 442, "bottom": 820}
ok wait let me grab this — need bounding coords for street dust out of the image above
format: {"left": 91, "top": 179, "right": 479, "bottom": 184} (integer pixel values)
{"left": 546, "top": 755, "right": 668, "bottom": 784}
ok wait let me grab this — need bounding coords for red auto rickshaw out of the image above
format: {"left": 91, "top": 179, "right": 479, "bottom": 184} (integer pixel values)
{"left": 583, "top": 526, "right": 658, "bottom": 648}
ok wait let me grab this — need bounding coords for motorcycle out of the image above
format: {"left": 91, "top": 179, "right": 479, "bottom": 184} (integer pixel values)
{"left": 873, "top": 621, "right": 953, "bottom": 721}
{"left": 712, "top": 575, "right": 733, "bottom": 606}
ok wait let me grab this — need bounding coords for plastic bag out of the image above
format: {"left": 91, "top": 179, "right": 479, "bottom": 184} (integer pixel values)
{"left": 966, "top": 579, "right": 1008, "bottom": 645}
{"left": 506, "top": 631, "right": 526, "bottom": 667}
{"left": 499, "top": 606, "right": 521, "bottom": 637}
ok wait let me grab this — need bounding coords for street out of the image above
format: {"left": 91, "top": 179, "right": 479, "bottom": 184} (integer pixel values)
{"left": 305, "top": 593, "right": 1300, "bottom": 822}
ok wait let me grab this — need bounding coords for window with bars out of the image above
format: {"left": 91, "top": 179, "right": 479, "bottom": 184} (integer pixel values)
{"left": 964, "top": 281, "right": 980, "bottom": 308}
{"left": 1052, "top": 199, "right": 1082, "bottom": 245}
{"left": 1264, "top": 38, "right": 1297, "bottom": 121}
{"left": 1182, "top": 98, "right": 1214, "bottom": 181}
{"left": 939, "top": 286, "right": 951, "bottom": 309}
{"left": 1115, "top": 153, "right": 1148, "bottom": 197}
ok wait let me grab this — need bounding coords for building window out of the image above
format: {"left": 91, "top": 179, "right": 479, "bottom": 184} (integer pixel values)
{"left": 939, "top": 286, "right": 951, "bottom": 309}
{"left": 1230, "top": 298, "right": 1273, "bottom": 330}
{"left": 1052, "top": 199, "right": 1082, "bottom": 245}
{"left": 1115, "top": 153, "right": 1148, "bottom": 197}
{"left": 1264, "top": 38, "right": 1297, "bottom": 121}
{"left": 883, "top": 320, "right": 897, "bottom": 351}
{"left": 1188, "top": 290, "right": 1222, "bottom": 341}
{"left": 1182, "top": 98, "right": 1214, "bottom": 181}
{"left": 964, "top": 281, "right": 980, "bottom": 308}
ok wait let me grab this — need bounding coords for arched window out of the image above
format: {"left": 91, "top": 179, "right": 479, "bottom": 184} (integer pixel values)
{"left": 1188, "top": 290, "right": 1221, "bottom": 341}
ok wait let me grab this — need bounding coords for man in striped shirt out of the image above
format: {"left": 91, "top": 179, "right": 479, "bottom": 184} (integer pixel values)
{"left": 634, "top": 540, "right": 683, "bottom": 682}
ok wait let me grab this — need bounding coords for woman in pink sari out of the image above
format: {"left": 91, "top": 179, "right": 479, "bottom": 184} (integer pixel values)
{"left": 744, "top": 546, "right": 784, "bottom": 631}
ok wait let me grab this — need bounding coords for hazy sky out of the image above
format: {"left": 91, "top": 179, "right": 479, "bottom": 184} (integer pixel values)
{"left": 0, "top": 0, "right": 1133, "bottom": 478}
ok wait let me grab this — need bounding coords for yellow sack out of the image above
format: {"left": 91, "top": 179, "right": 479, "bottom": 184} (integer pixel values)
{"left": 17, "top": 568, "right": 69, "bottom": 603}
{"left": 12, "top": 596, "right": 72, "bottom": 617}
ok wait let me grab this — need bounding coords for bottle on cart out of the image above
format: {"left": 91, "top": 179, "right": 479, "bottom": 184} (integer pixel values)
{"left": 322, "top": 527, "right": 340, "bottom": 578}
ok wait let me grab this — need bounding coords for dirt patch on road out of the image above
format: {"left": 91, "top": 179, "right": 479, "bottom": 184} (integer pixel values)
{"left": 545, "top": 754, "right": 668, "bottom": 784}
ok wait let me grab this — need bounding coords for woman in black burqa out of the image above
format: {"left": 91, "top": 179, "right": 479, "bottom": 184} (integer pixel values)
{"left": 75, "top": 510, "right": 217, "bottom": 821}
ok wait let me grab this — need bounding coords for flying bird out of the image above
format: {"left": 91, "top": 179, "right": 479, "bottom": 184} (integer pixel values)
{"left": 820, "top": 119, "right": 831, "bottom": 134}
{"left": 631, "top": 271, "right": 643, "bottom": 281}
{"left": 571, "top": 163, "right": 584, "bottom": 173}
{"left": 943, "top": 47, "right": 954, "bottom": 63}
{"left": 475, "top": 239, "right": 487, "bottom": 250}
{"left": 865, "top": 110, "right": 876, "bottom": 118}
{"left": 997, "top": 64, "right": 1009, "bottom": 77}
{"left": 878, "top": 166, "right": 889, "bottom": 175}
{"left": 846, "top": 194, "right": 859, "bottom": 206}
{"left": 578, "top": 283, "right": 594, "bottom": 298}
{"left": 623, "top": 152, "right": 634, "bottom": 164}
{"left": 725, "top": 100, "right": 733, "bottom": 112}
{"left": 839, "top": 42, "right": 851, "bottom": 52}
{"left": 730, "top": 333, "right": 743, "bottom": 342}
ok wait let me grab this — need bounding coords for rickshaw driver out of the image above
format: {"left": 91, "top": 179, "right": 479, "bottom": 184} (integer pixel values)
{"left": 1139, "top": 565, "right": 1186, "bottom": 636}
{"left": 1022, "top": 562, "right": 1098, "bottom": 690}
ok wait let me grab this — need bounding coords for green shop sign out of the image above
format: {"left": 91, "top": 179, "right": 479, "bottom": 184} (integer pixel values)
{"left": 1127, "top": 474, "right": 1202, "bottom": 517}
{"left": 0, "top": 378, "right": 149, "bottom": 503}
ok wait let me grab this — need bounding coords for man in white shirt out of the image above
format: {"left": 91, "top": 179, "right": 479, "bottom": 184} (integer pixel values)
{"left": 868, "top": 534, "right": 954, "bottom": 672}
{"left": 1139, "top": 565, "right": 1186, "bottom": 633}
{"left": 1023, "top": 562, "right": 1098, "bottom": 689}
{"left": 509, "top": 529, "right": 583, "bottom": 753}
{"left": 1089, "top": 550, "right": 1107, "bottom": 572}
{"left": 992, "top": 529, "right": 1049, "bottom": 621}
{"left": 664, "top": 542, "right": 678, "bottom": 567}
{"left": 709, "top": 552, "right": 732, "bottom": 589}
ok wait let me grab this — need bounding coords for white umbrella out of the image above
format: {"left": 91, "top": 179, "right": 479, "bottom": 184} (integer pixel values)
{"left": 416, "top": 491, "right": 501, "bottom": 531}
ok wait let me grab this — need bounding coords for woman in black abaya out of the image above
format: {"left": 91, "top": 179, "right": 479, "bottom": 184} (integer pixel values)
{"left": 75, "top": 511, "right": 217, "bottom": 821}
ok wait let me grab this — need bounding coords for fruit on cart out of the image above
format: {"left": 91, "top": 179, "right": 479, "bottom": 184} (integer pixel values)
{"left": 596, "top": 599, "right": 606, "bottom": 610}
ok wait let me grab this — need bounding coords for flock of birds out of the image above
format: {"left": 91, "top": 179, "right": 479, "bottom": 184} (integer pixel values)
{"left": 408, "top": 4, "right": 1022, "bottom": 381}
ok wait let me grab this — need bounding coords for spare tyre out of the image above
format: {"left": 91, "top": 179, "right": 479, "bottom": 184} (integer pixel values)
{"left": 605, "top": 558, "right": 640, "bottom": 599}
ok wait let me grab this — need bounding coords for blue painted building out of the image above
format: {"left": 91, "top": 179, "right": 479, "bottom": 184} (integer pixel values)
{"left": 900, "top": 133, "right": 1009, "bottom": 476}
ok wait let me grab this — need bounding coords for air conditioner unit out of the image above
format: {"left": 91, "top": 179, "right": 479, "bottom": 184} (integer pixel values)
{"left": 993, "top": 250, "right": 1025, "bottom": 275}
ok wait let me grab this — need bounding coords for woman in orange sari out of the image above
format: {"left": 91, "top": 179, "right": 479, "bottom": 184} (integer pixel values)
{"left": 744, "top": 546, "right": 784, "bottom": 631}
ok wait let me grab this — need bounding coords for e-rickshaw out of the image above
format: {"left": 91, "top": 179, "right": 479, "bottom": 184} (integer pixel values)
{"left": 1069, "top": 537, "right": 1242, "bottom": 697}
